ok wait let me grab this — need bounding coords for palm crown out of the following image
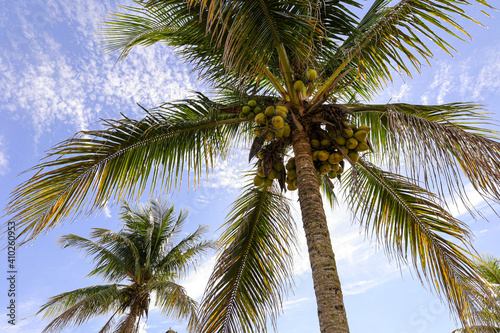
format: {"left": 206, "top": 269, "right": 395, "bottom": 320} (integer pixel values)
{"left": 7, "top": 0, "right": 500, "bottom": 332}
{"left": 37, "top": 199, "right": 214, "bottom": 332}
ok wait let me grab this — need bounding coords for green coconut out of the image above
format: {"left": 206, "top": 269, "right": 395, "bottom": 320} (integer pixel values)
{"left": 265, "top": 178, "right": 273, "bottom": 186}
{"left": 319, "top": 163, "right": 331, "bottom": 175}
{"left": 342, "top": 121, "right": 350, "bottom": 128}
{"left": 311, "top": 139, "right": 320, "bottom": 148}
{"left": 356, "top": 142, "right": 369, "bottom": 152}
{"left": 287, "top": 169, "right": 297, "bottom": 180}
{"left": 328, "top": 170, "right": 338, "bottom": 179}
{"left": 318, "top": 150, "right": 329, "bottom": 162}
{"left": 283, "top": 123, "right": 291, "bottom": 137}
{"left": 286, "top": 159, "right": 295, "bottom": 170}
{"left": 358, "top": 125, "right": 371, "bottom": 133}
{"left": 348, "top": 151, "right": 359, "bottom": 163}
{"left": 274, "top": 161, "right": 284, "bottom": 172}
{"left": 272, "top": 116, "right": 285, "bottom": 130}
{"left": 255, "top": 112, "right": 266, "bottom": 125}
{"left": 294, "top": 80, "right": 305, "bottom": 92}
{"left": 312, "top": 150, "right": 320, "bottom": 161}
{"left": 328, "top": 152, "right": 343, "bottom": 164}
{"left": 239, "top": 112, "right": 247, "bottom": 119}
{"left": 254, "top": 106, "right": 261, "bottom": 113}
{"left": 321, "top": 138, "right": 332, "bottom": 147}
{"left": 354, "top": 130, "right": 367, "bottom": 142}
{"left": 257, "top": 166, "right": 266, "bottom": 178}
{"left": 331, "top": 163, "right": 340, "bottom": 171}
{"left": 339, "top": 146, "right": 349, "bottom": 155}
{"left": 247, "top": 112, "right": 255, "bottom": 119}
{"left": 264, "top": 131, "right": 275, "bottom": 141}
{"left": 248, "top": 100, "right": 257, "bottom": 107}
{"left": 254, "top": 175, "right": 265, "bottom": 186}
{"left": 346, "top": 138, "right": 359, "bottom": 150}
{"left": 267, "top": 169, "right": 277, "bottom": 180}
{"left": 275, "top": 106, "right": 288, "bottom": 118}
{"left": 275, "top": 128, "right": 284, "bottom": 138}
{"left": 335, "top": 136, "right": 346, "bottom": 146}
{"left": 342, "top": 127, "right": 354, "bottom": 138}
{"left": 242, "top": 105, "right": 251, "bottom": 113}
{"left": 265, "top": 106, "right": 275, "bottom": 117}
{"left": 306, "top": 68, "right": 317, "bottom": 81}
{"left": 254, "top": 128, "right": 262, "bottom": 137}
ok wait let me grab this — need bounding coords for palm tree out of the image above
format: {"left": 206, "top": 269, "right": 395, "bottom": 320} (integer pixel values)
{"left": 453, "top": 255, "right": 500, "bottom": 332}
{"left": 7, "top": 0, "right": 500, "bottom": 332}
{"left": 37, "top": 199, "right": 213, "bottom": 333}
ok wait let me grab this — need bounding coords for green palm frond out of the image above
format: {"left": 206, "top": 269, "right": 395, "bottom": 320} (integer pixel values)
{"left": 199, "top": 184, "right": 296, "bottom": 333}
{"left": 344, "top": 160, "right": 495, "bottom": 329}
{"left": 321, "top": 0, "right": 491, "bottom": 97}
{"left": 147, "top": 280, "right": 198, "bottom": 330}
{"left": 7, "top": 93, "right": 248, "bottom": 243}
{"left": 352, "top": 102, "right": 500, "bottom": 214}
{"left": 477, "top": 254, "right": 500, "bottom": 285}
{"left": 37, "top": 284, "right": 123, "bottom": 332}
{"left": 320, "top": 174, "right": 339, "bottom": 209}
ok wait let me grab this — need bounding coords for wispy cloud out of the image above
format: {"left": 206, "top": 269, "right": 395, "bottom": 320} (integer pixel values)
{"left": 1, "top": 0, "right": 205, "bottom": 142}
{"left": 0, "top": 136, "right": 9, "bottom": 175}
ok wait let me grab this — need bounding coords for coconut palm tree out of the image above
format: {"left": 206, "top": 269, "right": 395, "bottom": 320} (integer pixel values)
{"left": 7, "top": 0, "right": 500, "bottom": 332}
{"left": 453, "top": 255, "right": 500, "bottom": 332}
{"left": 37, "top": 199, "right": 213, "bottom": 333}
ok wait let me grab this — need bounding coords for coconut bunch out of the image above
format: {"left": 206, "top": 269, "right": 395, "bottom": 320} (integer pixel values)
{"left": 293, "top": 68, "right": 317, "bottom": 100}
{"left": 308, "top": 121, "right": 371, "bottom": 181}
{"left": 253, "top": 105, "right": 291, "bottom": 141}
{"left": 253, "top": 151, "right": 285, "bottom": 187}
{"left": 239, "top": 99, "right": 262, "bottom": 119}
{"left": 285, "top": 157, "right": 298, "bottom": 191}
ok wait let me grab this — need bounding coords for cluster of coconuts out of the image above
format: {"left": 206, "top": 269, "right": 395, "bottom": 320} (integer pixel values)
{"left": 285, "top": 157, "right": 298, "bottom": 191}
{"left": 239, "top": 99, "right": 261, "bottom": 120}
{"left": 253, "top": 152, "right": 285, "bottom": 187}
{"left": 292, "top": 68, "right": 317, "bottom": 100}
{"left": 253, "top": 105, "right": 291, "bottom": 141}
{"left": 309, "top": 122, "right": 371, "bottom": 179}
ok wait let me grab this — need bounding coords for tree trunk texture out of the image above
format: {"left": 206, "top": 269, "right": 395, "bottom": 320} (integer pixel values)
{"left": 292, "top": 127, "right": 350, "bottom": 333}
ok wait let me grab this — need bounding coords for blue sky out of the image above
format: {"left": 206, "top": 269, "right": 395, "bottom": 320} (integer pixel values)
{"left": 1, "top": 1, "right": 500, "bottom": 332}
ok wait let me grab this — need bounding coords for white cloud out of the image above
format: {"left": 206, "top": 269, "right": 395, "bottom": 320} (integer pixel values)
{"left": 0, "top": 136, "right": 9, "bottom": 175}
{"left": 180, "top": 256, "right": 217, "bottom": 300}
{"left": 282, "top": 297, "right": 310, "bottom": 310}
{"left": 202, "top": 149, "right": 251, "bottom": 189}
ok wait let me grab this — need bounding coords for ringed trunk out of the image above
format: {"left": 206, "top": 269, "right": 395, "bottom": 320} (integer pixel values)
{"left": 291, "top": 127, "right": 350, "bottom": 333}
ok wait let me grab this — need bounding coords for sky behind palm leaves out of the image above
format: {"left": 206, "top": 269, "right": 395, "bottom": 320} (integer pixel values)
{"left": 1, "top": 1, "right": 500, "bottom": 332}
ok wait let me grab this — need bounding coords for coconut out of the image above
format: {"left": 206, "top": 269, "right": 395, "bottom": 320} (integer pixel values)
{"left": 257, "top": 166, "right": 266, "bottom": 178}
{"left": 319, "top": 163, "right": 331, "bottom": 175}
{"left": 339, "top": 146, "right": 349, "bottom": 155}
{"left": 248, "top": 100, "right": 257, "bottom": 107}
{"left": 283, "top": 123, "right": 291, "bottom": 137}
{"left": 318, "top": 150, "right": 329, "bottom": 162}
{"left": 272, "top": 116, "right": 285, "bottom": 130}
{"left": 286, "top": 159, "right": 295, "bottom": 170}
{"left": 356, "top": 142, "right": 369, "bottom": 152}
{"left": 288, "top": 182, "right": 297, "bottom": 191}
{"left": 254, "top": 175, "right": 265, "bottom": 186}
{"left": 275, "top": 106, "right": 288, "bottom": 118}
{"left": 312, "top": 150, "right": 320, "bottom": 161}
{"left": 274, "top": 161, "right": 284, "bottom": 172}
{"left": 242, "top": 106, "right": 251, "bottom": 113}
{"left": 274, "top": 128, "right": 284, "bottom": 138}
{"left": 264, "top": 131, "right": 275, "bottom": 141}
{"left": 349, "top": 124, "right": 358, "bottom": 131}
{"left": 354, "top": 130, "right": 367, "bottom": 142}
{"left": 342, "top": 128, "right": 354, "bottom": 138}
{"left": 292, "top": 178, "right": 298, "bottom": 187}
{"left": 254, "top": 106, "right": 261, "bottom": 113}
{"left": 335, "top": 136, "right": 347, "bottom": 146}
{"left": 265, "top": 106, "right": 275, "bottom": 117}
{"left": 287, "top": 169, "right": 297, "bottom": 180}
{"left": 328, "top": 152, "right": 343, "bottom": 164}
{"left": 254, "top": 128, "right": 262, "bottom": 137}
{"left": 321, "top": 138, "right": 331, "bottom": 147}
{"left": 346, "top": 138, "right": 359, "bottom": 150}
{"left": 306, "top": 68, "right": 317, "bottom": 81}
{"left": 328, "top": 170, "right": 338, "bottom": 179}
{"left": 342, "top": 121, "right": 350, "bottom": 128}
{"left": 255, "top": 113, "right": 266, "bottom": 125}
{"left": 267, "top": 169, "right": 277, "bottom": 180}
{"left": 358, "top": 125, "right": 371, "bottom": 133}
{"left": 239, "top": 112, "right": 247, "bottom": 119}
{"left": 311, "top": 139, "right": 320, "bottom": 148}
{"left": 247, "top": 112, "right": 255, "bottom": 119}
{"left": 265, "top": 178, "right": 273, "bottom": 186}
{"left": 331, "top": 163, "right": 340, "bottom": 171}
{"left": 348, "top": 151, "right": 359, "bottom": 163}
{"left": 294, "top": 80, "right": 305, "bottom": 92}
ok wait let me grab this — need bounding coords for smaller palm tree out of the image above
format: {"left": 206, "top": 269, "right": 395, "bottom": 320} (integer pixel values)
{"left": 37, "top": 199, "right": 214, "bottom": 333}
{"left": 453, "top": 255, "right": 500, "bottom": 333}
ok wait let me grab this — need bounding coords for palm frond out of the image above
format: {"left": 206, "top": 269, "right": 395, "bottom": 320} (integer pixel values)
{"left": 147, "top": 280, "right": 198, "bottom": 330}
{"left": 320, "top": 174, "right": 339, "bottom": 209}
{"left": 321, "top": 0, "right": 492, "bottom": 97}
{"left": 344, "top": 160, "right": 496, "bottom": 329}
{"left": 199, "top": 184, "right": 296, "bottom": 333}
{"left": 352, "top": 102, "right": 500, "bottom": 215}
{"left": 7, "top": 93, "right": 247, "bottom": 243}
{"left": 37, "top": 284, "right": 123, "bottom": 332}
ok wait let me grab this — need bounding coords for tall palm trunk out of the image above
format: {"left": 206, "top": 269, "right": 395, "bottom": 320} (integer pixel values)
{"left": 292, "top": 127, "right": 350, "bottom": 333}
